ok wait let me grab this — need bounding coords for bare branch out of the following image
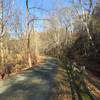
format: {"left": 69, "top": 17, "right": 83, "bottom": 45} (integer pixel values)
{"left": 29, "top": 7, "right": 49, "bottom": 12}
{"left": 28, "top": 18, "right": 51, "bottom": 25}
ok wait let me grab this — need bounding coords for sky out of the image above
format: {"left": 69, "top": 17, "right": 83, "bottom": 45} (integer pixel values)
{"left": 14, "top": 0, "right": 73, "bottom": 32}
{"left": 14, "top": 0, "right": 97, "bottom": 32}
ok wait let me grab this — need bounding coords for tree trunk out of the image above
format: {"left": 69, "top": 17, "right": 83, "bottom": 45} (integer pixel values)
{"left": 0, "top": 0, "right": 5, "bottom": 69}
{"left": 26, "top": 0, "right": 32, "bottom": 68}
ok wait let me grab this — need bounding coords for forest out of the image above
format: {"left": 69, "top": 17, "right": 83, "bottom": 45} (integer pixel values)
{"left": 0, "top": 0, "right": 100, "bottom": 100}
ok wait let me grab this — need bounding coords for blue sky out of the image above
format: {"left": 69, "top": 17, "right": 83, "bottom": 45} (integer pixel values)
{"left": 14, "top": 0, "right": 97, "bottom": 32}
{"left": 14, "top": 0, "right": 73, "bottom": 32}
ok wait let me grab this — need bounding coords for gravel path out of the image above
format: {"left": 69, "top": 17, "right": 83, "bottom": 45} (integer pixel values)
{"left": 0, "top": 57, "right": 71, "bottom": 100}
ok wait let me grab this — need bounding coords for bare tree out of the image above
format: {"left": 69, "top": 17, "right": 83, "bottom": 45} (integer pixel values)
{"left": 26, "top": 0, "right": 32, "bottom": 67}
{"left": 0, "top": 0, "right": 13, "bottom": 68}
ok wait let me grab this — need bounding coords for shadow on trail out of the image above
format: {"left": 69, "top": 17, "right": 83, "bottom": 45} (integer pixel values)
{"left": 0, "top": 57, "right": 59, "bottom": 100}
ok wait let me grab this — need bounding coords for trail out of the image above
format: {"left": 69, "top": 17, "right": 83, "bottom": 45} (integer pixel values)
{"left": 0, "top": 57, "right": 97, "bottom": 100}
{"left": 0, "top": 57, "right": 71, "bottom": 100}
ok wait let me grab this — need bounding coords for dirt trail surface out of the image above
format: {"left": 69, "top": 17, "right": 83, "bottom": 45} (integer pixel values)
{"left": 0, "top": 57, "right": 72, "bottom": 100}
